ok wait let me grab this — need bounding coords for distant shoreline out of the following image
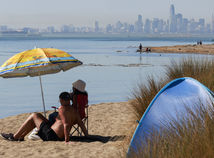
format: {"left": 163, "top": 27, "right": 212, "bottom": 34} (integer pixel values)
{"left": 147, "top": 43, "right": 214, "bottom": 55}
{"left": 0, "top": 32, "right": 213, "bottom": 42}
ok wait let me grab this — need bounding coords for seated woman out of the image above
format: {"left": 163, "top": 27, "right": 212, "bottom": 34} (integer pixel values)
{"left": 70, "top": 79, "right": 88, "bottom": 119}
{"left": 48, "top": 79, "right": 88, "bottom": 125}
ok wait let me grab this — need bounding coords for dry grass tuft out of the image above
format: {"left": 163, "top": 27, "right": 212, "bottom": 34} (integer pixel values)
{"left": 130, "top": 57, "right": 214, "bottom": 120}
{"left": 165, "top": 58, "right": 214, "bottom": 92}
{"left": 129, "top": 57, "right": 214, "bottom": 157}
{"left": 136, "top": 104, "right": 214, "bottom": 158}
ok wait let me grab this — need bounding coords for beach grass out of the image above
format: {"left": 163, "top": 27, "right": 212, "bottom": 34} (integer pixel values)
{"left": 131, "top": 57, "right": 214, "bottom": 120}
{"left": 129, "top": 57, "right": 214, "bottom": 157}
{"left": 165, "top": 58, "right": 214, "bottom": 92}
{"left": 134, "top": 103, "right": 214, "bottom": 158}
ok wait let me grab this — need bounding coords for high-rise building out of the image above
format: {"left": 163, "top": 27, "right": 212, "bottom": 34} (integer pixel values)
{"left": 47, "top": 26, "right": 55, "bottom": 33}
{"left": 169, "top": 4, "right": 176, "bottom": 32}
{"left": 128, "top": 24, "right": 135, "bottom": 33}
{"left": 61, "top": 25, "right": 71, "bottom": 33}
{"left": 0, "top": 25, "right": 8, "bottom": 32}
{"left": 176, "top": 13, "right": 183, "bottom": 33}
{"left": 182, "top": 18, "right": 188, "bottom": 33}
{"left": 212, "top": 14, "right": 214, "bottom": 33}
{"left": 106, "top": 24, "right": 113, "bottom": 33}
{"left": 152, "top": 18, "right": 159, "bottom": 33}
{"left": 135, "top": 14, "right": 143, "bottom": 32}
{"left": 206, "top": 24, "right": 211, "bottom": 33}
{"left": 144, "top": 19, "right": 151, "bottom": 33}
{"left": 198, "top": 18, "right": 205, "bottom": 33}
{"left": 116, "top": 21, "right": 123, "bottom": 32}
{"left": 95, "top": 21, "right": 99, "bottom": 32}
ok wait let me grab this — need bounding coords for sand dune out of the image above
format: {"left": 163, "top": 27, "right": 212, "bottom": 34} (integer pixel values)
{"left": 0, "top": 102, "right": 136, "bottom": 158}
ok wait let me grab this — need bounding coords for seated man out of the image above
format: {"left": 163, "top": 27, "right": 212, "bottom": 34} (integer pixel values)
{"left": 49, "top": 79, "right": 88, "bottom": 125}
{"left": 0, "top": 92, "right": 88, "bottom": 142}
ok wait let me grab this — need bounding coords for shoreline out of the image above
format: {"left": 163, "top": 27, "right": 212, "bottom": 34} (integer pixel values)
{"left": 146, "top": 43, "right": 214, "bottom": 55}
{"left": 0, "top": 101, "right": 136, "bottom": 158}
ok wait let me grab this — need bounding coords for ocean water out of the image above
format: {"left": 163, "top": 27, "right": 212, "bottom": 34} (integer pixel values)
{"left": 0, "top": 37, "right": 213, "bottom": 118}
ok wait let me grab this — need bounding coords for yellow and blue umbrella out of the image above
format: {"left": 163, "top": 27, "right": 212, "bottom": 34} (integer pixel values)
{"left": 0, "top": 48, "right": 82, "bottom": 117}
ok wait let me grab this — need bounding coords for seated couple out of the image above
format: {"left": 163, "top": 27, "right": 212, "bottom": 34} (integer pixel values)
{"left": 49, "top": 79, "right": 88, "bottom": 125}
{"left": 1, "top": 80, "right": 88, "bottom": 143}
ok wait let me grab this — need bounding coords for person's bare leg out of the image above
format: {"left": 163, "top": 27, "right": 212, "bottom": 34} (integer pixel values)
{"left": 13, "top": 113, "right": 48, "bottom": 139}
{"left": 76, "top": 114, "right": 88, "bottom": 136}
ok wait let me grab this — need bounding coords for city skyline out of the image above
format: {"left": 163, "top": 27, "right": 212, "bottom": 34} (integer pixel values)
{"left": 0, "top": 0, "right": 213, "bottom": 27}
{"left": 1, "top": 3, "right": 213, "bottom": 35}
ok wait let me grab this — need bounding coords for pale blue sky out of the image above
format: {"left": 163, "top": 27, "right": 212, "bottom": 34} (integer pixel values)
{"left": 0, "top": 0, "right": 213, "bottom": 28}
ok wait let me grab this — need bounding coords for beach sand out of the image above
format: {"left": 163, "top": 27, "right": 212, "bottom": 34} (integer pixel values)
{"left": 0, "top": 102, "right": 136, "bottom": 158}
{"left": 148, "top": 44, "right": 214, "bottom": 55}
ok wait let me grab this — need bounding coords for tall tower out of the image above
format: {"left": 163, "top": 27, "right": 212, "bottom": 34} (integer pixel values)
{"left": 135, "top": 14, "right": 143, "bottom": 32}
{"left": 95, "top": 21, "right": 99, "bottom": 32}
{"left": 169, "top": 4, "right": 176, "bottom": 32}
{"left": 212, "top": 14, "right": 214, "bottom": 33}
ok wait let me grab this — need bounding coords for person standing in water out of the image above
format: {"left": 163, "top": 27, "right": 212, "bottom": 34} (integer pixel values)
{"left": 139, "top": 43, "right": 143, "bottom": 53}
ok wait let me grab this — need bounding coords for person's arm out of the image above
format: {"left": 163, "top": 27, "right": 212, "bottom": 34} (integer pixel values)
{"left": 58, "top": 107, "right": 71, "bottom": 143}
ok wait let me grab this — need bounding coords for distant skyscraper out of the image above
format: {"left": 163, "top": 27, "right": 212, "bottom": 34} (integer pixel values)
{"left": 61, "top": 25, "right": 71, "bottom": 33}
{"left": 95, "top": 21, "right": 99, "bottom": 32}
{"left": 0, "top": 25, "right": 8, "bottom": 32}
{"left": 144, "top": 19, "right": 151, "bottom": 33}
{"left": 182, "top": 18, "right": 188, "bottom": 33}
{"left": 176, "top": 13, "right": 183, "bottom": 33}
{"left": 199, "top": 18, "right": 205, "bottom": 33}
{"left": 206, "top": 24, "right": 211, "bottom": 33}
{"left": 135, "top": 14, "right": 143, "bottom": 32}
{"left": 152, "top": 18, "right": 159, "bottom": 33}
{"left": 106, "top": 24, "right": 113, "bottom": 33}
{"left": 169, "top": 4, "right": 176, "bottom": 32}
{"left": 47, "top": 26, "right": 55, "bottom": 33}
{"left": 116, "top": 21, "right": 123, "bottom": 32}
{"left": 212, "top": 14, "right": 214, "bottom": 33}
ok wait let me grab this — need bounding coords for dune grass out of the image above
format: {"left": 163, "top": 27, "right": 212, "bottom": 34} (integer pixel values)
{"left": 131, "top": 57, "right": 214, "bottom": 121}
{"left": 135, "top": 104, "right": 214, "bottom": 158}
{"left": 129, "top": 57, "right": 214, "bottom": 157}
{"left": 165, "top": 58, "right": 214, "bottom": 92}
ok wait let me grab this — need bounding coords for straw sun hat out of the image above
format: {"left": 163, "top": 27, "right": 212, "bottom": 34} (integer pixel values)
{"left": 72, "top": 80, "right": 86, "bottom": 92}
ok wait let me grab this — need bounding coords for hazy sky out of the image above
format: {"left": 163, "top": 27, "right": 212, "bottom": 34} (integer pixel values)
{"left": 0, "top": 0, "right": 213, "bottom": 28}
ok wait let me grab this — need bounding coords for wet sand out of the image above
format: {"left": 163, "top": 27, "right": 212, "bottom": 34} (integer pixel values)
{"left": 148, "top": 44, "right": 214, "bottom": 55}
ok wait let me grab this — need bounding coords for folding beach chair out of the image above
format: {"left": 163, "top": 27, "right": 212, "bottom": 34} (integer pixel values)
{"left": 70, "top": 105, "right": 88, "bottom": 136}
{"left": 70, "top": 94, "right": 89, "bottom": 136}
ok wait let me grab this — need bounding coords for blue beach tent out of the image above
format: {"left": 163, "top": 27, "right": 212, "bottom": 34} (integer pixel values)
{"left": 127, "top": 77, "right": 214, "bottom": 157}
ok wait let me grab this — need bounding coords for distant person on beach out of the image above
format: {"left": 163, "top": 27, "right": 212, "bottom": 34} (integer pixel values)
{"left": 48, "top": 79, "right": 88, "bottom": 125}
{"left": 1, "top": 92, "right": 88, "bottom": 142}
{"left": 139, "top": 43, "right": 143, "bottom": 52}
{"left": 197, "top": 41, "right": 203, "bottom": 45}
{"left": 146, "top": 47, "right": 151, "bottom": 53}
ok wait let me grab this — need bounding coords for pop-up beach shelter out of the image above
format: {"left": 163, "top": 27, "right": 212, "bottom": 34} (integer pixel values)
{"left": 0, "top": 48, "right": 82, "bottom": 117}
{"left": 127, "top": 77, "right": 214, "bottom": 157}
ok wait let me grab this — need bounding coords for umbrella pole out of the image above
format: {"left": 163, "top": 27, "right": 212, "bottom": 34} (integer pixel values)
{"left": 39, "top": 76, "right": 46, "bottom": 118}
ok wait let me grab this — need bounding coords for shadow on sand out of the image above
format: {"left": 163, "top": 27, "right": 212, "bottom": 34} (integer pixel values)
{"left": 69, "top": 135, "right": 126, "bottom": 143}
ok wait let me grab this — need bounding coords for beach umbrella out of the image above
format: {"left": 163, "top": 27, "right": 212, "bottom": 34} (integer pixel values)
{"left": 0, "top": 48, "right": 82, "bottom": 117}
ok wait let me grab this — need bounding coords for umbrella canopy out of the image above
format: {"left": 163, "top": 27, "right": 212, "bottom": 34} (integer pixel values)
{"left": 0, "top": 48, "right": 82, "bottom": 117}
{"left": 0, "top": 48, "right": 82, "bottom": 78}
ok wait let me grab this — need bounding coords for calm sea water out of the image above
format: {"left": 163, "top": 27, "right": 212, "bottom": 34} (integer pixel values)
{"left": 0, "top": 37, "right": 213, "bottom": 118}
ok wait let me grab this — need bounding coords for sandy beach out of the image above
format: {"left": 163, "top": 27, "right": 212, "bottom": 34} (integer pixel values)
{"left": 0, "top": 102, "right": 136, "bottom": 158}
{"left": 148, "top": 43, "right": 214, "bottom": 55}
